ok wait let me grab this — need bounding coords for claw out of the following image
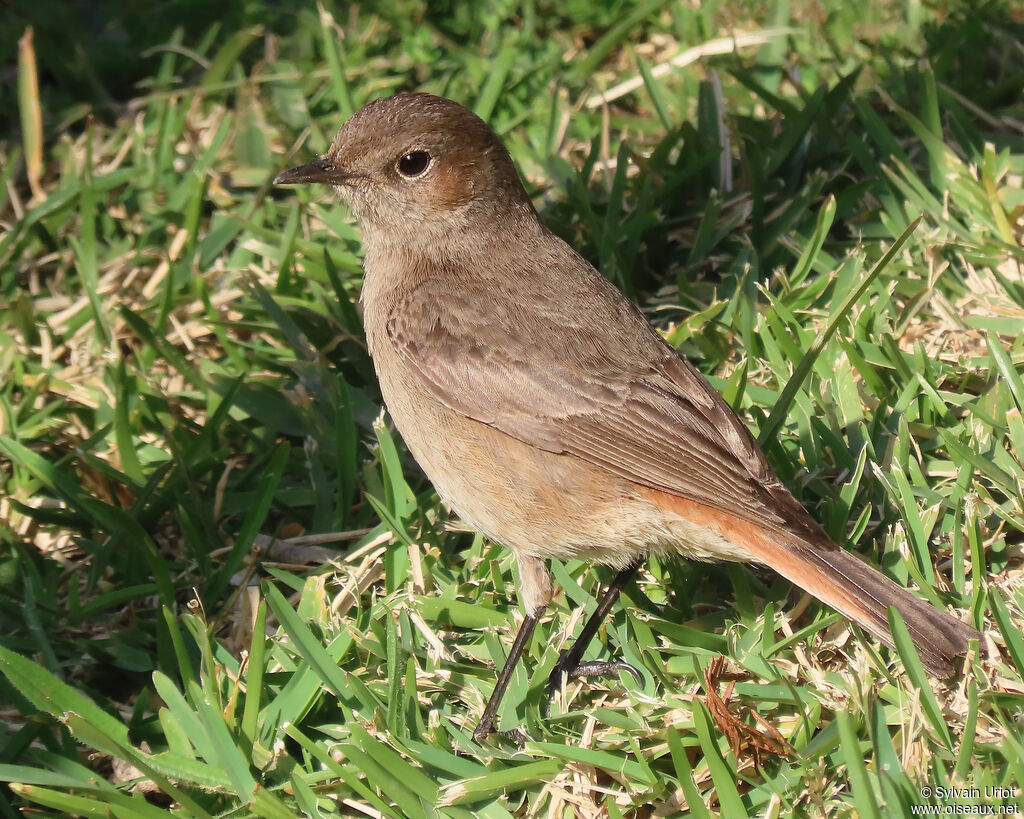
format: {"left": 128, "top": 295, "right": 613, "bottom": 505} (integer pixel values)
{"left": 545, "top": 653, "right": 644, "bottom": 715}
{"left": 570, "top": 659, "right": 644, "bottom": 685}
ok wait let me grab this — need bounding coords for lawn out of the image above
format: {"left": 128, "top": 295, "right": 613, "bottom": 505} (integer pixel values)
{"left": 1, "top": 1, "right": 1023, "bottom": 816}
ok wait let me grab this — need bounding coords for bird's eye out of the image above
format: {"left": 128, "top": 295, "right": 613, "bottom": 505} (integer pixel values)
{"left": 396, "top": 151, "right": 432, "bottom": 178}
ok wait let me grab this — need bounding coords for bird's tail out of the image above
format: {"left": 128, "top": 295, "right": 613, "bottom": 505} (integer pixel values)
{"left": 753, "top": 535, "right": 979, "bottom": 678}
{"left": 643, "top": 489, "right": 980, "bottom": 677}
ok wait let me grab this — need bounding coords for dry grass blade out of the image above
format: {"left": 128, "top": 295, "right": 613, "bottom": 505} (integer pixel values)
{"left": 703, "top": 656, "right": 794, "bottom": 770}
{"left": 585, "top": 29, "right": 797, "bottom": 109}
{"left": 17, "top": 26, "right": 44, "bottom": 202}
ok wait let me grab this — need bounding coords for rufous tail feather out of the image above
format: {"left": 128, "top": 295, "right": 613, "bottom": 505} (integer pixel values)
{"left": 644, "top": 489, "right": 979, "bottom": 677}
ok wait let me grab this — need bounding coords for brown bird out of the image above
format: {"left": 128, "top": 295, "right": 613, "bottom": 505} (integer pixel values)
{"left": 275, "top": 93, "right": 980, "bottom": 740}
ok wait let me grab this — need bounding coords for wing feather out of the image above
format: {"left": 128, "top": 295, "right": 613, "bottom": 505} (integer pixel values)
{"left": 385, "top": 253, "right": 826, "bottom": 545}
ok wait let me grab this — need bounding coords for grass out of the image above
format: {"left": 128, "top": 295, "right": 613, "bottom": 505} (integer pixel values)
{"left": 1, "top": 0, "right": 1023, "bottom": 815}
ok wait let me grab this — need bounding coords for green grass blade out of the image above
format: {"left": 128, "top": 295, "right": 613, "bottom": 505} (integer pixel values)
{"left": 690, "top": 699, "right": 748, "bottom": 817}
{"left": 758, "top": 215, "right": 922, "bottom": 445}
{"left": 0, "top": 646, "right": 129, "bottom": 744}
{"left": 886, "top": 608, "right": 954, "bottom": 750}
{"left": 835, "top": 709, "right": 881, "bottom": 819}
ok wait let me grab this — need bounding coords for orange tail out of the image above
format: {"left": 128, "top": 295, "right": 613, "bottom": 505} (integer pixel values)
{"left": 750, "top": 536, "right": 978, "bottom": 677}
{"left": 645, "top": 490, "right": 980, "bottom": 677}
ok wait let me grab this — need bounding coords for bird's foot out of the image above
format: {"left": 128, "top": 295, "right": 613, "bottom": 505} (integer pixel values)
{"left": 565, "top": 659, "right": 644, "bottom": 683}
{"left": 472, "top": 716, "right": 496, "bottom": 743}
{"left": 544, "top": 654, "right": 643, "bottom": 714}
{"left": 472, "top": 718, "right": 528, "bottom": 745}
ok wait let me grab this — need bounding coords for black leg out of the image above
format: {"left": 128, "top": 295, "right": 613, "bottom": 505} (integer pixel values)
{"left": 546, "top": 564, "right": 643, "bottom": 708}
{"left": 473, "top": 612, "right": 539, "bottom": 742}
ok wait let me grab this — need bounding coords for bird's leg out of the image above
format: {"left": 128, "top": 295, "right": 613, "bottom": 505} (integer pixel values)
{"left": 546, "top": 564, "right": 643, "bottom": 708}
{"left": 473, "top": 612, "right": 538, "bottom": 742}
{"left": 473, "top": 554, "right": 552, "bottom": 742}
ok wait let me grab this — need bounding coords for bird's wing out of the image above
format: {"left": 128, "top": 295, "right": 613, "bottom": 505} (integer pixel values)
{"left": 385, "top": 259, "right": 824, "bottom": 543}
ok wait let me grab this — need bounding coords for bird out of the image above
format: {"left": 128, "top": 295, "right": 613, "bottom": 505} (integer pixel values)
{"left": 274, "top": 92, "right": 981, "bottom": 741}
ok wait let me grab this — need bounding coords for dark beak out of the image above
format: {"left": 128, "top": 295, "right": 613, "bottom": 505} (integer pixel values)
{"left": 274, "top": 157, "right": 355, "bottom": 186}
